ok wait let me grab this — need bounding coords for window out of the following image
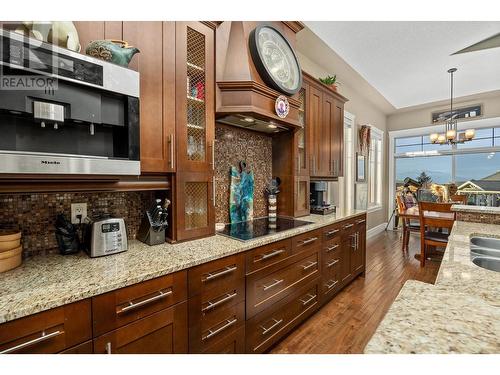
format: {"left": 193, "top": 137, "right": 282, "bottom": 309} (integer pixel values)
{"left": 393, "top": 125, "right": 500, "bottom": 207}
{"left": 368, "top": 127, "right": 383, "bottom": 210}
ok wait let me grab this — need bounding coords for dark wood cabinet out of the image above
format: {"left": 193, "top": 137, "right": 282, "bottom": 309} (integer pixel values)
{"left": 188, "top": 254, "right": 245, "bottom": 353}
{"left": 93, "top": 301, "right": 188, "bottom": 354}
{"left": 304, "top": 72, "right": 347, "bottom": 179}
{"left": 0, "top": 300, "right": 91, "bottom": 354}
{"left": 351, "top": 217, "right": 367, "bottom": 275}
{"left": 174, "top": 172, "right": 215, "bottom": 241}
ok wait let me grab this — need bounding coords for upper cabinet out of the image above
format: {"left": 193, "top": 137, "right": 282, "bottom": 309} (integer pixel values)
{"left": 304, "top": 72, "right": 347, "bottom": 179}
{"left": 295, "top": 86, "right": 309, "bottom": 177}
{"left": 175, "top": 21, "right": 215, "bottom": 173}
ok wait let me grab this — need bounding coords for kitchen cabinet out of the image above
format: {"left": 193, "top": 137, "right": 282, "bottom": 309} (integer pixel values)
{"left": 0, "top": 300, "right": 91, "bottom": 354}
{"left": 295, "top": 86, "right": 309, "bottom": 177}
{"left": 175, "top": 21, "right": 215, "bottom": 173}
{"left": 93, "top": 302, "right": 188, "bottom": 354}
{"left": 304, "top": 72, "right": 347, "bottom": 179}
{"left": 122, "top": 22, "right": 176, "bottom": 174}
{"left": 0, "top": 214, "right": 366, "bottom": 354}
{"left": 174, "top": 172, "right": 215, "bottom": 241}
{"left": 188, "top": 254, "right": 245, "bottom": 353}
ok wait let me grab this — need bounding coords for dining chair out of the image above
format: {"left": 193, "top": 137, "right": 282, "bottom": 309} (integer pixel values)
{"left": 450, "top": 194, "right": 467, "bottom": 204}
{"left": 418, "top": 201, "right": 455, "bottom": 267}
{"left": 396, "top": 195, "right": 419, "bottom": 251}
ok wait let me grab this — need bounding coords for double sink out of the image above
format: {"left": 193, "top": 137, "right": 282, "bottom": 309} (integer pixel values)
{"left": 470, "top": 236, "right": 500, "bottom": 272}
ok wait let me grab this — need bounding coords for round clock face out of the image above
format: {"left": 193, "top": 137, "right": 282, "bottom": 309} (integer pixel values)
{"left": 249, "top": 25, "right": 302, "bottom": 96}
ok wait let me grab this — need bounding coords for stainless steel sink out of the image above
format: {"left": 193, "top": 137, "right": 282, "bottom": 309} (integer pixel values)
{"left": 470, "top": 236, "right": 500, "bottom": 250}
{"left": 471, "top": 248, "right": 500, "bottom": 258}
{"left": 471, "top": 256, "right": 500, "bottom": 273}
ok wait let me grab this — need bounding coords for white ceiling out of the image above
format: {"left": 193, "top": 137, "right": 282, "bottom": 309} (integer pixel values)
{"left": 305, "top": 21, "right": 500, "bottom": 109}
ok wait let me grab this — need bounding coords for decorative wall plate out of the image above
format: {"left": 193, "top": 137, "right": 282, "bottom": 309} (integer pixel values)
{"left": 249, "top": 24, "right": 302, "bottom": 96}
{"left": 275, "top": 95, "right": 290, "bottom": 118}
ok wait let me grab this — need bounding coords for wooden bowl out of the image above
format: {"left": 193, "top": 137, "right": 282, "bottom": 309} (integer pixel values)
{"left": 0, "top": 245, "right": 22, "bottom": 273}
{"left": 0, "top": 230, "right": 21, "bottom": 242}
{"left": 0, "top": 239, "right": 21, "bottom": 252}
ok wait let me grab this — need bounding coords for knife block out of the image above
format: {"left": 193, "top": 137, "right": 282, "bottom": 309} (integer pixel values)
{"left": 137, "top": 212, "right": 166, "bottom": 246}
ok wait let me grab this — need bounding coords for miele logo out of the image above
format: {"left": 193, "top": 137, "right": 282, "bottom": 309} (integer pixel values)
{"left": 41, "top": 160, "right": 61, "bottom": 165}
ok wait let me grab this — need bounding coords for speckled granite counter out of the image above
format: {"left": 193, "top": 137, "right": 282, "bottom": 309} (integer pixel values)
{"left": 0, "top": 210, "right": 365, "bottom": 324}
{"left": 451, "top": 204, "right": 500, "bottom": 215}
{"left": 365, "top": 221, "right": 500, "bottom": 353}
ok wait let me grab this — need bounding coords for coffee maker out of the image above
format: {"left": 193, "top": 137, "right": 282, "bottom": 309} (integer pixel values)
{"left": 310, "top": 181, "right": 336, "bottom": 215}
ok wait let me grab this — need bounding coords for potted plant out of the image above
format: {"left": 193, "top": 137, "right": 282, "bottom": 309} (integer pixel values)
{"left": 319, "top": 75, "right": 339, "bottom": 91}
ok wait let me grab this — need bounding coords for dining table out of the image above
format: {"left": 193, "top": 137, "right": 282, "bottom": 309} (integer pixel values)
{"left": 398, "top": 205, "right": 456, "bottom": 261}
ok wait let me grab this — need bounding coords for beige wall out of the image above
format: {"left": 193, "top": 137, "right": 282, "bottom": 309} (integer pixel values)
{"left": 388, "top": 90, "right": 500, "bottom": 131}
{"left": 296, "top": 29, "right": 391, "bottom": 230}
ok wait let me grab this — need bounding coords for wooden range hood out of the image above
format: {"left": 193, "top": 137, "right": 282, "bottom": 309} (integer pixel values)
{"left": 216, "top": 21, "right": 304, "bottom": 133}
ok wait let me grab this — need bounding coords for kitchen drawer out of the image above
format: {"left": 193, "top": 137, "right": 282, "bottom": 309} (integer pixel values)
{"left": 322, "top": 236, "right": 341, "bottom": 267}
{"left": 322, "top": 223, "right": 341, "bottom": 242}
{"left": 246, "top": 248, "right": 320, "bottom": 319}
{"left": 321, "top": 271, "right": 342, "bottom": 304}
{"left": 93, "top": 301, "right": 188, "bottom": 354}
{"left": 202, "top": 325, "right": 245, "bottom": 354}
{"left": 340, "top": 218, "right": 357, "bottom": 234}
{"left": 246, "top": 279, "right": 320, "bottom": 354}
{"left": 188, "top": 254, "right": 244, "bottom": 298}
{"left": 246, "top": 239, "right": 292, "bottom": 275}
{"left": 0, "top": 299, "right": 91, "bottom": 354}
{"left": 189, "top": 301, "right": 245, "bottom": 353}
{"left": 60, "top": 340, "right": 93, "bottom": 354}
{"left": 292, "top": 229, "right": 322, "bottom": 254}
{"left": 92, "top": 271, "right": 187, "bottom": 336}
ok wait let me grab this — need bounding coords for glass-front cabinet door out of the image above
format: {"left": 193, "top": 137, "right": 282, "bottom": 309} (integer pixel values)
{"left": 295, "top": 86, "right": 309, "bottom": 176}
{"left": 176, "top": 172, "right": 214, "bottom": 241}
{"left": 175, "top": 21, "right": 215, "bottom": 173}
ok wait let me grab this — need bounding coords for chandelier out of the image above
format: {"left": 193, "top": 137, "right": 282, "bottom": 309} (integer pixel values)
{"left": 430, "top": 68, "right": 475, "bottom": 145}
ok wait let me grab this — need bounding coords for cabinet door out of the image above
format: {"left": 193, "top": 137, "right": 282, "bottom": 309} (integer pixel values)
{"left": 294, "top": 176, "right": 310, "bottom": 217}
{"left": 351, "top": 218, "right": 366, "bottom": 275}
{"left": 175, "top": 172, "right": 215, "bottom": 241}
{"left": 321, "top": 93, "right": 336, "bottom": 177}
{"left": 332, "top": 98, "right": 344, "bottom": 177}
{"left": 295, "top": 86, "right": 309, "bottom": 176}
{"left": 93, "top": 302, "right": 188, "bottom": 354}
{"left": 175, "top": 22, "right": 215, "bottom": 173}
{"left": 307, "top": 85, "right": 322, "bottom": 177}
{"left": 123, "top": 22, "right": 175, "bottom": 173}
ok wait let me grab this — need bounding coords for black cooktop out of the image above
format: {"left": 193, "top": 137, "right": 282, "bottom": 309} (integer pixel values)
{"left": 217, "top": 217, "right": 313, "bottom": 242}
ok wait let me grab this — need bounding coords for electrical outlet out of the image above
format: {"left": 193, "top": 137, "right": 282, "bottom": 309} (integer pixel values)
{"left": 71, "top": 203, "right": 88, "bottom": 224}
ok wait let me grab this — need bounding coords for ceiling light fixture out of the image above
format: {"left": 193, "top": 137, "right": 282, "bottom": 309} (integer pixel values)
{"left": 430, "top": 68, "right": 475, "bottom": 145}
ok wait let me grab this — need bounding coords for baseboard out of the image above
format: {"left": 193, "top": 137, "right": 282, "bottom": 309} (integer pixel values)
{"left": 366, "top": 222, "right": 387, "bottom": 238}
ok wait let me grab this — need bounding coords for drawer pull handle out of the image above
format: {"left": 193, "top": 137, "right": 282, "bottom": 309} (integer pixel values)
{"left": 203, "top": 318, "right": 237, "bottom": 341}
{"left": 327, "top": 259, "right": 340, "bottom": 268}
{"left": 326, "top": 229, "right": 339, "bottom": 236}
{"left": 204, "top": 265, "right": 237, "bottom": 281}
{"left": 356, "top": 219, "right": 366, "bottom": 224}
{"left": 301, "top": 261, "right": 318, "bottom": 271}
{"left": 326, "top": 244, "right": 339, "bottom": 252}
{"left": 343, "top": 223, "right": 354, "bottom": 230}
{"left": 105, "top": 342, "right": 112, "bottom": 354}
{"left": 202, "top": 292, "right": 238, "bottom": 312}
{"left": 263, "top": 278, "right": 284, "bottom": 291}
{"left": 299, "top": 237, "right": 318, "bottom": 246}
{"left": 256, "top": 248, "right": 286, "bottom": 262}
{"left": 0, "top": 330, "right": 63, "bottom": 354}
{"left": 118, "top": 289, "right": 173, "bottom": 314}
{"left": 261, "top": 318, "right": 284, "bottom": 336}
{"left": 299, "top": 293, "right": 317, "bottom": 306}
{"left": 326, "top": 280, "right": 339, "bottom": 290}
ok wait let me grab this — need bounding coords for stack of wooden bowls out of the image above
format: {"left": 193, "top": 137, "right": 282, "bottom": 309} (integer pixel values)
{"left": 0, "top": 230, "right": 22, "bottom": 273}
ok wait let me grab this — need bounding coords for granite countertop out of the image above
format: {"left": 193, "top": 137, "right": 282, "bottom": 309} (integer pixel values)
{"left": 451, "top": 204, "right": 500, "bottom": 215}
{"left": 365, "top": 220, "right": 500, "bottom": 353}
{"left": 0, "top": 210, "right": 365, "bottom": 324}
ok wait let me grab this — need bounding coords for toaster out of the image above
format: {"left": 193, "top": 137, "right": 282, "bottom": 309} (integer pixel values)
{"left": 83, "top": 216, "right": 128, "bottom": 257}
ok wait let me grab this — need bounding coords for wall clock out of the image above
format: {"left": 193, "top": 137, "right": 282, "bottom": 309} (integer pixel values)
{"left": 249, "top": 25, "right": 302, "bottom": 96}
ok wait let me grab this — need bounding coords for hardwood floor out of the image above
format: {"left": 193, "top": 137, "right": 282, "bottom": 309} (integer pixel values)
{"left": 270, "top": 229, "right": 440, "bottom": 354}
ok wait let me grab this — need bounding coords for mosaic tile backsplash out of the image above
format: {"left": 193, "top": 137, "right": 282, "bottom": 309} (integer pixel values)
{"left": 0, "top": 191, "right": 153, "bottom": 257}
{"left": 215, "top": 124, "right": 272, "bottom": 224}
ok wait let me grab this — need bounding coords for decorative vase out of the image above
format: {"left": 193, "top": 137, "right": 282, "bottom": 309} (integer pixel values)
{"left": 267, "top": 194, "right": 277, "bottom": 225}
{"left": 85, "top": 40, "right": 140, "bottom": 67}
{"left": 329, "top": 84, "right": 338, "bottom": 92}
